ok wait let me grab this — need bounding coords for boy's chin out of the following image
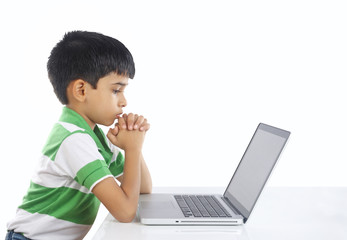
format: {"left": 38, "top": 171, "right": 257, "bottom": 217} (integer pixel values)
{"left": 97, "top": 119, "right": 115, "bottom": 127}
{"left": 108, "top": 119, "right": 118, "bottom": 127}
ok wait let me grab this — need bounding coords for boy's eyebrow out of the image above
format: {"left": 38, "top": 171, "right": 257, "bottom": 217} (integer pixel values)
{"left": 112, "top": 82, "right": 128, "bottom": 86}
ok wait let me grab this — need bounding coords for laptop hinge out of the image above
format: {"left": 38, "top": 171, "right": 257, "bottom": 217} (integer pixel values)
{"left": 222, "top": 197, "right": 243, "bottom": 217}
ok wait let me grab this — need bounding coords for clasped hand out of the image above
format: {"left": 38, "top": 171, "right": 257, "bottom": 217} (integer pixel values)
{"left": 107, "top": 113, "right": 150, "bottom": 152}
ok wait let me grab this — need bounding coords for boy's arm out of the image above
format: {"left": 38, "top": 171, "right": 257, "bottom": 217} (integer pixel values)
{"left": 116, "top": 153, "right": 152, "bottom": 194}
{"left": 139, "top": 153, "right": 152, "bottom": 194}
{"left": 116, "top": 113, "right": 152, "bottom": 193}
{"left": 92, "top": 127, "right": 144, "bottom": 223}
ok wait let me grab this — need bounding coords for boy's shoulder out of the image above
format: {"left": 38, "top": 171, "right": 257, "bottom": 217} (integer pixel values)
{"left": 42, "top": 120, "right": 95, "bottom": 161}
{"left": 47, "top": 107, "right": 100, "bottom": 147}
{"left": 57, "top": 121, "right": 86, "bottom": 133}
{"left": 42, "top": 107, "right": 117, "bottom": 161}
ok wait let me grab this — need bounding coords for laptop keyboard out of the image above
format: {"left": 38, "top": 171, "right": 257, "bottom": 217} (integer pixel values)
{"left": 174, "top": 195, "right": 232, "bottom": 218}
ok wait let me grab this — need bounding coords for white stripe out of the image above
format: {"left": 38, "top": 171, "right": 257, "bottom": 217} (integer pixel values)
{"left": 32, "top": 133, "right": 115, "bottom": 194}
{"left": 7, "top": 209, "right": 90, "bottom": 240}
{"left": 110, "top": 151, "right": 118, "bottom": 165}
{"left": 114, "top": 172, "right": 124, "bottom": 179}
{"left": 55, "top": 133, "right": 105, "bottom": 178}
{"left": 31, "top": 155, "right": 91, "bottom": 194}
{"left": 58, "top": 121, "right": 85, "bottom": 133}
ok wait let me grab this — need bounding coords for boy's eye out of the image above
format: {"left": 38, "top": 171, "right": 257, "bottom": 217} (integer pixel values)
{"left": 113, "top": 90, "right": 121, "bottom": 94}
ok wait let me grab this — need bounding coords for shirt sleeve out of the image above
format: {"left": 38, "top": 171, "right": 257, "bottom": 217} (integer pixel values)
{"left": 55, "top": 133, "right": 113, "bottom": 191}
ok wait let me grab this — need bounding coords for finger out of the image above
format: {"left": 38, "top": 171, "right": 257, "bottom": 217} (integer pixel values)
{"left": 118, "top": 117, "right": 127, "bottom": 130}
{"left": 122, "top": 113, "right": 128, "bottom": 123}
{"left": 107, "top": 129, "right": 118, "bottom": 145}
{"left": 127, "top": 113, "right": 135, "bottom": 130}
{"left": 134, "top": 115, "right": 145, "bottom": 130}
{"left": 141, "top": 123, "right": 150, "bottom": 132}
{"left": 140, "top": 119, "right": 150, "bottom": 131}
{"left": 111, "top": 125, "right": 119, "bottom": 136}
{"left": 108, "top": 125, "right": 119, "bottom": 136}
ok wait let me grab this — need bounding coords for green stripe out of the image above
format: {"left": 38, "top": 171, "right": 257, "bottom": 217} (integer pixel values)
{"left": 75, "top": 160, "right": 112, "bottom": 189}
{"left": 59, "top": 107, "right": 93, "bottom": 136}
{"left": 94, "top": 125, "right": 112, "bottom": 155}
{"left": 41, "top": 123, "right": 85, "bottom": 161}
{"left": 42, "top": 123, "right": 70, "bottom": 161}
{"left": 98, "top": 148, "right": 113, "bottom": 166}
{"left": 109, "top": 152, "right": 125, "bottom": 176}
{"left": 59, "top": 107, "right": 109, "bottom": 153}
{"left": 19, "top": 182, "right": 100, "bottom": 225}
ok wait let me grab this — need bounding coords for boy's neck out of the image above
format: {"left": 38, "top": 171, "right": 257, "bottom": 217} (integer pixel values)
{"left": 66, "top": 104, "right": 96, "bottom": 130}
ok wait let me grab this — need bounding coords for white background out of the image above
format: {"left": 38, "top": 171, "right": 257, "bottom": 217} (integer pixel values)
{"left": 1, "top": 0, "right": 346, "bottom": 239}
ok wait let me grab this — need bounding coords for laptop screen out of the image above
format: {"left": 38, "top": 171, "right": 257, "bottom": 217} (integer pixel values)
{"left": 224, "top": 123, "right": 290, "bottom": 222}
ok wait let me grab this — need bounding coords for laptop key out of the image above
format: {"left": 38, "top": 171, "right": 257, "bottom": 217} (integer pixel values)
{"left": 197, "top": 196, "right": 219, "bottom": 217}
{"left": 205, "top": 196, "right": 227, "bottom": 217}
{"left": 214, "top": 196, "right": 232, "bottom": 217}
{"left": 190, "top": 196, "right": 211, "bottom": 217}
{"left": 183, "top": 195, "right": 202, "bottom": 217}
{"left": 177, "top": 200, "right": 188, "bottom": 208}
{"left": 175, "top": 195, "right": 227, "bottom": 218}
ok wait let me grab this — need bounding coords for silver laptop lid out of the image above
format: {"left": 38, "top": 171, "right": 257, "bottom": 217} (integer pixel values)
{"left": 223, "top": 123, "right": 290, "bottom": 222}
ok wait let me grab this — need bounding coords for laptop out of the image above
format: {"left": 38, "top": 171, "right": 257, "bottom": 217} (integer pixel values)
{"left": 138, "top": 123, "right": 290, "bottom": 225}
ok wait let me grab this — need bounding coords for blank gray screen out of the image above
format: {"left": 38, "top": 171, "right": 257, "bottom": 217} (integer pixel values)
{"left": 226, "top": 129, "right": 286, "bottom": 212}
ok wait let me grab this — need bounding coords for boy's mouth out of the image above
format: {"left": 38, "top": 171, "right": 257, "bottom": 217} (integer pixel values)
{"left": 115, "top": 112, "right": 123, "bottom": 119}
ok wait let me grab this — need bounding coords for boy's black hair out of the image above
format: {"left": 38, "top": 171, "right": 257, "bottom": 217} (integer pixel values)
{"left": 47, "top": 31, "right": 135, "bottom": 104}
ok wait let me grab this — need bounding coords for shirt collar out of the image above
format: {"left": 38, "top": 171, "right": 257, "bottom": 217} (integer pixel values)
{"left": 59, "top": 107, "right": 111, "bottom": 153}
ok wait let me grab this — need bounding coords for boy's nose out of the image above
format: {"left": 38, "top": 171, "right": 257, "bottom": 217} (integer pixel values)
{"left": 119, "top": 95, "right": 127, "bottom": 108}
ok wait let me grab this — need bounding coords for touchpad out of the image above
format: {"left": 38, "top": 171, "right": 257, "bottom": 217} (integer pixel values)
{"left": 141, "top": 201, "right": 175, "bottom": 210}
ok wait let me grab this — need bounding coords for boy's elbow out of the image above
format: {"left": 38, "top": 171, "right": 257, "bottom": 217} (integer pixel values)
{"left": 112, "top": 207, "right": 137, "bottom": 223}
{"left": 140, "top": 180, "right": 153, "bottom": 194}
{"left": 140, "top": 186, "right": 152, "bottom": 194}
{"left": 117, "top": 214, "right": 136, "bottom": 223}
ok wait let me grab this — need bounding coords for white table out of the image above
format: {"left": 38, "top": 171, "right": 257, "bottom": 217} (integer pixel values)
{"left": 92, "top": 187, "right": 347, "bottom": 240}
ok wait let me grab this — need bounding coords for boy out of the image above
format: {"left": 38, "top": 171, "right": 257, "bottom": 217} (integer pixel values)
{"left": 6, "top": 31, "right": 152, "bottom": 240}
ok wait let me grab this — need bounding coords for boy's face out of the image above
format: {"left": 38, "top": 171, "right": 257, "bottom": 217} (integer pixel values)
{"left": 85, "top": 72, "right": 128, "bottom": 127}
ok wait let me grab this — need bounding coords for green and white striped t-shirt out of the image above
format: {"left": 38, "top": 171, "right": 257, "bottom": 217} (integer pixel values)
{"left": 7, "top": 107, "right": 124, "bottom": 240}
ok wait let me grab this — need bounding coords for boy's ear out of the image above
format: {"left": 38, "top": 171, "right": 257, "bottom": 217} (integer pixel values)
{"left": 70, "top": 79, "right": 87, "bottom": 102}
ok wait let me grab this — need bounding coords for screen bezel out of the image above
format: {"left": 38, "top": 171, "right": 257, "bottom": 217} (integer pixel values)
{"left": 223, "top": 123, "right": 290, "bottom": 222}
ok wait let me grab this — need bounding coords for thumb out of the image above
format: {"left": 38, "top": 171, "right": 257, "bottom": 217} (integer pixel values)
{"left": 107, "top": 127, "right": 119, "bottom": 145}
{"left": 111, "top": 125, "right": 119, "bottom": 136}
